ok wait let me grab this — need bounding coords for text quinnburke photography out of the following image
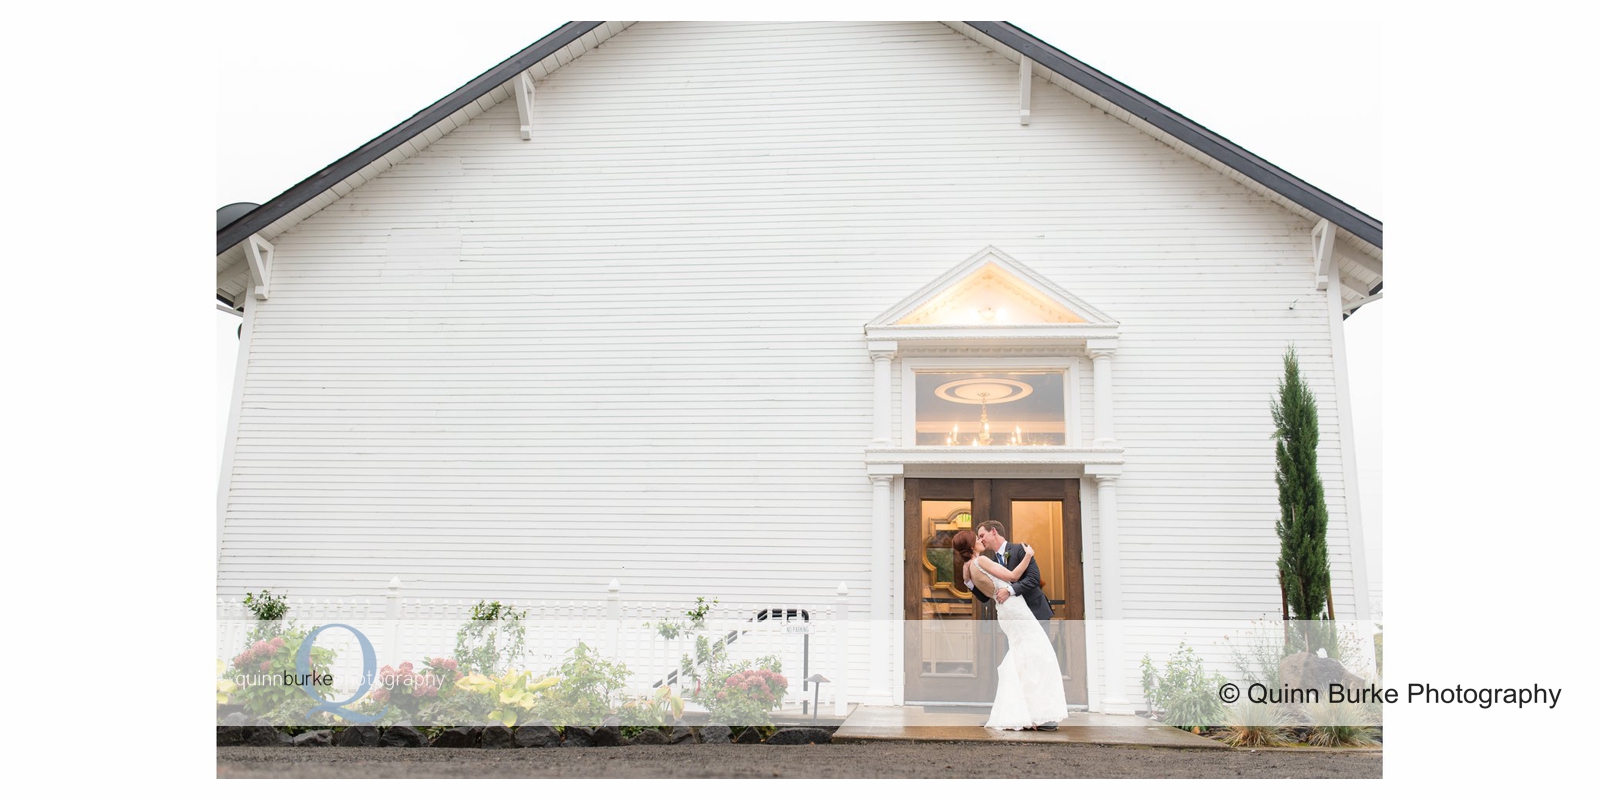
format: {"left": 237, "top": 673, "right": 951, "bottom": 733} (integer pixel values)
{"left": 216, "top": 20, "right": 1397, "bottom": 780}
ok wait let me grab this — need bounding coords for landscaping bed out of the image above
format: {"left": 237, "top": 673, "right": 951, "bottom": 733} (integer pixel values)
{"left": 217, "top": 713, "right": 838, "bottom": 749}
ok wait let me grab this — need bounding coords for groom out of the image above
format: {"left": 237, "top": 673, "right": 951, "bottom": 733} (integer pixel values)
{"left": 970, "top": 520, "right": 1053, "bottom": 628}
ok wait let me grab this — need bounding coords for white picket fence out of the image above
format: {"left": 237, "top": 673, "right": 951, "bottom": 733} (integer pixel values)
{"left": 217, "top": 580, "right": 851, "bottom": 715}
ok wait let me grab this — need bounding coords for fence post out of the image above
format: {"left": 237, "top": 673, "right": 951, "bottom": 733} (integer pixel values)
{"left": 834, "top": 582, "right": 849, "bottom": 717}
{"left": 383, "top": 577, "right": 402, "bottom": 669}
{"left": 607, "top": 579, "right": 621, "bottom": 658}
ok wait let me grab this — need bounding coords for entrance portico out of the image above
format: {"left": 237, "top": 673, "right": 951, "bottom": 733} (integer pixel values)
{"left": 859, "top": 246, "right": 1130, "bottom": 711}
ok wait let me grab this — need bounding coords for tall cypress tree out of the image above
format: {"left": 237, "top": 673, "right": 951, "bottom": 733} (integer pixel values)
{"left": 1272, "top": 345, "right": 1332, "bottom": 653}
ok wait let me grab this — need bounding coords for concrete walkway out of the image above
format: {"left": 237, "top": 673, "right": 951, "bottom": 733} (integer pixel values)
{"left": 834, "top": 705, "right": 1227, "bottom": 748}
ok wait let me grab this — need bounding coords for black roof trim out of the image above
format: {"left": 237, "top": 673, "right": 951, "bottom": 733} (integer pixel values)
{"left": 216, "top": 21, "right": 604, "bottom": 255}
{"left": 967, "top": 22, "right": 1381, "bottom": 250}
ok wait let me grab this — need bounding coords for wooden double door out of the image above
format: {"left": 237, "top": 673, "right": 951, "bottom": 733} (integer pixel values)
{"left": 904, "top": 478, "right": 1088, "bottom": 705}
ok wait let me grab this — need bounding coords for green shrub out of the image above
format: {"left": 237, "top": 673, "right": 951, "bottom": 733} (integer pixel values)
{"left": 528, "top": 641, "right": 631, "bottom": 727}
{"left": 242, "top": 589, "right": 291, "bottom": 642}
{"left": 653, "top": 597, "right": 717, "bottom": 640}
{"left": 1139, "top": 642, "right": 1225, "bottom": 728}
{"left": 1223, "top": 619, "right": 1288, "bottom": 688}
{"left": 454, "top": 600, "right": 528, "bottom": 677}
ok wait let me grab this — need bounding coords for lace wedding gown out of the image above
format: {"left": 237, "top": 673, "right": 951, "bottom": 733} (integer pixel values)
{"left": 974, "top": 559, "right": 1071, "bottom": 730}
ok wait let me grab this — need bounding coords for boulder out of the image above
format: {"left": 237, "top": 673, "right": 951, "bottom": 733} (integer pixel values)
{"left": 734, "top": 727, "right": 764, "bottom": 744}
{"left": 241, "top": 726, "right": 292, "bottom": 747}
{"left": 764, "top": 727, "right": 832, "bottom": 745}
{"left": 221, "top": 712, "right": 249, "bottom": 727}
{"left": 479, "top": 724, "right": 516, "bottom": 749}
{"left": 293, "top": 730, "right": 333, "bottom": 747}
{"left": 216, "top": 726, "right": 245, "bottom": 747}
{"left": 626, "top": 729, "right": 671, "bottom": 746}
{"left": 668, "top": 725, "right": 696, "bottom": 744}
{"left": 561, "top": 726, "right": 594, "bottom": 747}
{"left": 1279, "top": 652, "right": 1368, "bottom": 698}
{"left": 515, "top": 722, "right": 562, "bottom": 748}
{"left": 698, "top": 725, "right": 732, "bottom": 744}
{"left": 431, "top": 727, "right": 481, "bottom": 748}
{"left": 334, "top": 726, "right": 381, "bottom": 747}
{"left": 380, "top": 725, "right": 427, "bottom": 748}
{"left": 590, "top": 717, "right": 624, "bottom": 748}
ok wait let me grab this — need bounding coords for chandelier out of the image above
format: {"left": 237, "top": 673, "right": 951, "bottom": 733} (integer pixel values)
{"left": 934, "top": 378, "right": 1035, "bottom": 447}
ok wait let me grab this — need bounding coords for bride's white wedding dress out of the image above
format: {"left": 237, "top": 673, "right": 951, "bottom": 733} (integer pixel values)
{"left": 974, "top": 559, "right": 1071, "bottom": 730}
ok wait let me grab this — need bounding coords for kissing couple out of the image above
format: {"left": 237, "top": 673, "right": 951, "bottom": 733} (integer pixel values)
{"left": 953, "top": 520, "right": 1070, "bottom": 731}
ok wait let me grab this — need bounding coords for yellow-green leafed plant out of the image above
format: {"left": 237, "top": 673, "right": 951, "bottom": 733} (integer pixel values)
{"left": 455, "top": 669, "right": 559, "bottom": 728}
{"left": 216, "top": 659, "right": 236, "bottom": 705}
{"left": 618, "top": 685, "right": 686, "bottom": 726}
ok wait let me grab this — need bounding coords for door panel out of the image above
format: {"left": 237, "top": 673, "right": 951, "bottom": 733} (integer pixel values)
{"left": 904, "top": 478, "right": 1087, "bottom": 705}
{"left": 903, "top": 480, "right": 998, "bottom": 703}
{"left": 992, "top": 480, "right": 1089, "bottom": 704}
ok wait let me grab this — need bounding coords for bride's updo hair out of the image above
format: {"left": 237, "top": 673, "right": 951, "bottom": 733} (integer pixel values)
{"left": 951, "top": 529, "right": 977, "bottom": 578}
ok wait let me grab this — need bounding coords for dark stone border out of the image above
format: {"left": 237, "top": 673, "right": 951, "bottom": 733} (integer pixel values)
{"left": 218, "top": 719, "right": 837, "bottom": 748}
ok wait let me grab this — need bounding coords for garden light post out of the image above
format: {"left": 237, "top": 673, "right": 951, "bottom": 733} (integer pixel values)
{"left": 807, "top": 674, "right": 830, "bottom": 719}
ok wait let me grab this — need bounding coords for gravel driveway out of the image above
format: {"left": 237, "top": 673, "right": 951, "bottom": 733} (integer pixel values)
{"left": 218, "top": 742, "right": 1381, "bottom": 779}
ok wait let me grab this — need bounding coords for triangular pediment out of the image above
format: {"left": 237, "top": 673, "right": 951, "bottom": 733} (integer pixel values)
{"left": 869, "top": 246, "right": 1116, "bottom": 329}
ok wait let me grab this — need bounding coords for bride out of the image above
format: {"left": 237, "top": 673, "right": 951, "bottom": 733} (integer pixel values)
{"left": 952, "top": 529, "right": 1070, "bottom": 731}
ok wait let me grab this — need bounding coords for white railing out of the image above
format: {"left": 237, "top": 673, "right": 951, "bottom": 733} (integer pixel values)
{"left": 217, "top": 579, "right": 851, "bottom": 715}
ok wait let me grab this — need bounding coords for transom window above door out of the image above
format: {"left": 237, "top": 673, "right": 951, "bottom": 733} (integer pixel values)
{"left": 863, "top": 246, "right": 1123, "bottom": 467}
{"left": 915, "top": 370, "right": 1066, "bottom": 446}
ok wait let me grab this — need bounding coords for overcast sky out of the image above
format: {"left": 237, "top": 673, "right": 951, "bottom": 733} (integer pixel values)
{"left": 214, "top": 16, "right": 1384, "bottom": 603}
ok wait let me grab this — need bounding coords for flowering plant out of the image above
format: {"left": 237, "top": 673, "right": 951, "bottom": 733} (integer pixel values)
{"left": 222, "top": 629, "right": 336, "bottom": 720}
{"left": 707, "top": 668, "right": 788, "bottom": 726}
{"left": 358, "top": 657, "right": 487, "bottom": 724}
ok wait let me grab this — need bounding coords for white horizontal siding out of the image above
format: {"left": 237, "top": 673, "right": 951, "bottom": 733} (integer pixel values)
{"left": 221, "top": 22, "right": 1366, "bottom": 698}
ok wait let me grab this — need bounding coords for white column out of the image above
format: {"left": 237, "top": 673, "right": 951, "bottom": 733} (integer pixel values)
{"left": 868, "top": 471, "right": 897, "bottom": 700}
{"left": 1324, "top": 261, "right": 1374, "bottom": 623}
{"left": 868, "top": 343, "right": 896, "bottom": 446}
{"left": 1086, "top": 467, "right": 1129, "bottom": 710}
{"left": 1088, "top": 342, "right": 1118, "bottom": 448}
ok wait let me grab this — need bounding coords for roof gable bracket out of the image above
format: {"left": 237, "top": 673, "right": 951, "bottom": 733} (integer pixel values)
{"left": 1312, "top": 218, "right": 1338, "bottom": 291}
{"left": 514, "top": 71, "right": 535, "bottom": 140}
{"left": 1344, "top": 291, "right": 1383, "bottom": 314}
{"left": 244, "top": 234, "right": 274, "bottom": 301}
{"left": 1019, "top": 56, "right": 1032, "bottom": 125}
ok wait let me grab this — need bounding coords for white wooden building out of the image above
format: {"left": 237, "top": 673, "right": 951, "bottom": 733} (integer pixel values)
{"left": 215, "top": 21, "right": 1382, "bottom": 712}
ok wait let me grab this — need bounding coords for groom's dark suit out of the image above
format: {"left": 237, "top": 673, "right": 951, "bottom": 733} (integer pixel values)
{"left": 970, "top": 541, "right": 1053, "bottom": 627}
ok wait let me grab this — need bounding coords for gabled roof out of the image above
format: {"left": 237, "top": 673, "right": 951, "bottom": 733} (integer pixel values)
{"left": 217, "top": 21, "right": 609, "bottom": 257}
{"left": 964, "top": 23, "right": 1381, "bottom": 251}
{"left": 868, "top": 245, "right": 1118, "bottom": 329}
{"left": 218, "top": 21, "right": 1382, "bottom": 308}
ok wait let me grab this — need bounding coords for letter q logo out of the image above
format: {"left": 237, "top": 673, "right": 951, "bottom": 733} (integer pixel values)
{"left": 294, "top": 624, "right": 388, "bottom": 724}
